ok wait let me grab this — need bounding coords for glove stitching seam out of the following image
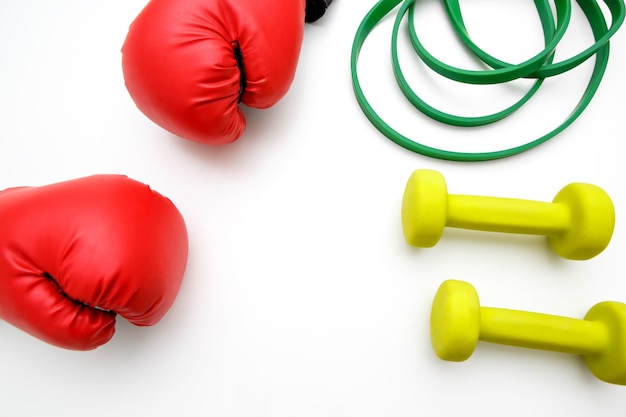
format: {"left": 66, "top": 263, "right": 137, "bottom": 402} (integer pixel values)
{"left": 231, "top": 41, "right": 246, "bottom": 103}
{"left": 42, "top": 272, "right": 115, "bottom": 315}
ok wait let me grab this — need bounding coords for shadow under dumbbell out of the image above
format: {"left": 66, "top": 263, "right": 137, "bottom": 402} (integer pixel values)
{"left": 405, "top": 228, "right": 559, "bottom": 266}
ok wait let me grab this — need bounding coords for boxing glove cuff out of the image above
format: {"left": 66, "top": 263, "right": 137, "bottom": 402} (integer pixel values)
{"left": 306, "top": 0, "right": 333, "bottom": 22}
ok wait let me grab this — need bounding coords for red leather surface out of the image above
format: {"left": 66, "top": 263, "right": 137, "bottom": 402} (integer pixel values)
{"left": 122, "top": 0, "right": 306, "bottom": 145}
{"left": 0, "top": 175, "right": 189, "bottom": 350}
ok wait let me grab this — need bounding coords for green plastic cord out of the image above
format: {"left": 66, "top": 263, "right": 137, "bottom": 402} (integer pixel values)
{"left": 351, "top": 0, "right": 625, "bottom": 162}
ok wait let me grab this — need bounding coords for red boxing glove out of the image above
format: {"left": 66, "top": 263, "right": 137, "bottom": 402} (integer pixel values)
{"left": 121, "top": 0, "right": 332, "bottom": 145}
{"left": 0, "top": 175, "right": 188, "bottom": 350}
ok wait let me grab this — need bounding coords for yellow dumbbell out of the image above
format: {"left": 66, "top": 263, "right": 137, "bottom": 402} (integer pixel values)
{"left": 401, "top": 169, "right": 615, "bottom": 260}
{"left": 430, "top": 279, "right": 626, "bottom": 385}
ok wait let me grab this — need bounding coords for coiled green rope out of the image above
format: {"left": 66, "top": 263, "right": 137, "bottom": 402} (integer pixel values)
{"left": 351, "top": 0, "right": 625, "bottom": 161}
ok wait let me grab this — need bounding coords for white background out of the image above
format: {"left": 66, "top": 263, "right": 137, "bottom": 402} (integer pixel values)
{"left": 1, "top": 0, "right": 625, "bottom": 415}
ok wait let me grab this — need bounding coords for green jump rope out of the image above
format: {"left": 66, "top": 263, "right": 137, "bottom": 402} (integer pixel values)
{"left": 351, "top": 0, "right": 625, "bottom": 161}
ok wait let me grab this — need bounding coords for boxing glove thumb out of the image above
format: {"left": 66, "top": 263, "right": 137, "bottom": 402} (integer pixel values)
{"left": 0, "top": 175, "right": 189, "bottom": 350}
{"left": 121, "top": 0, "right": 332, "bottom": 145}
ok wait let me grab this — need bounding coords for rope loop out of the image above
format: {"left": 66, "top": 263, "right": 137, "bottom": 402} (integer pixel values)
{"left": 351, "top": 0, "right": 626, "bottom": 161}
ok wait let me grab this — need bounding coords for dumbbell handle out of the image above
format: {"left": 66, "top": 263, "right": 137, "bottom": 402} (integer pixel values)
{"left": 448, "top": 195, "right": 569, "bottom": 235}
{"left": 480, "top": 307, "right": 607, "bottom": 355}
